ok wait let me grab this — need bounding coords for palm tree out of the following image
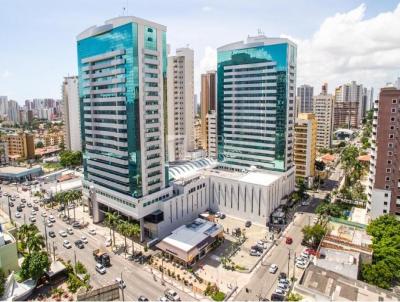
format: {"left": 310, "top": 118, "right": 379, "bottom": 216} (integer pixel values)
{"left": 117, "top": 220, "right": 130, "bottom": 258}
{"left": 105, "top": 211, "right": 120, "bottom": 246}
{"left": 27, "top": 233, "right": 45, "bottom": 254}
{"left": 18, "top": 224, "right": 31, "bottom": 250}
{"left": 128, "top": 223, "right": 140, "bottom": 256}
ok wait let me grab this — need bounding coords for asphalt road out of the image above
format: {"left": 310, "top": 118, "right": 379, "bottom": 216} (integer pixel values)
{"left": 0, "top": 185, "right": 193, "bottom": 301}
{"left": 234, "top": 212, "right": 316, "bottom": 301}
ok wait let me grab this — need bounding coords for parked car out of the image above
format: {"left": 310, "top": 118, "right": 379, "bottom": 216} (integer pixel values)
{"left": 285, "top": 237, "right": 293, "bottom": 244}
{"left": 75, "top": 240, "right": 84, "bottom": 249}
{"left": 16, "top": 206, "right": 22, "bottom": 212}
{"left": 15, "top": 212, "right": 21, "bottom": 218}
{"left": 296, "top": 262, "right": 306, "bottom": 269}
{"left": 89, "top": 228, "right": 96, "bottom": 235}
{"left": 95, "top": 263, "right": 106, "bottom": 274}
{"left": 72, "top": 221, "right": 81, "bottom": 228}
{"left": 269, "top": 264, "right": 278, "bottom": 274}
{"left": 48, "top": 215, "right": 55, "bottom": 222}
{"left": 137, "top": 296, "right": 149, "bottom": 301}
{"left": 27, "top": 203, "right": 32, "bottom": 208}
{"left": 20, "top": 203, "right": 25, "bottom": 208}
{"left": 115, "top": 277, "right": 126, "bottom": 289}
{"left": 275, "top": 288, "right": 285, "bottom": 295}
{"left": 33, "top": 206, "right": 39, "bottom": 211}
{"left": 59, "top": 230, "right": 68, "bottom": 237}
{"left": 245, "top": 220, "right": 252, "bottom": 228}
{"left": 277, "top": 283, "right": 288, "bottom": 290}
{"left": 63, "top": 240, "right": 72, "bottom": 249}
{"left": 41, "top": 212, "right": 47, "bottom": 217}
{"left": 67, "top": 228, "right": 74, "bottom": 235}
{"left": 250, "top": 249, "right": 262, "bottom": 256}
{"left": 49, "top": 231, "right": 56, "bottom": 238}
{"left": 20, "top": 198, "right": 26, "bottom": 203}
{"left": 279, "top": 272, "right": 287, "bottom": 279}
{"left": 29, "top": 216, "right": 36, "bottom": 222}
{"left": 105, "top": 238, "right": 112, "bottom": 247}
{"left": 251, "top": 245, "right": 263, "bottom": 253}
{"left": 164, "top": 289, "right": 181, "bottom": 301}
{"left": 57, "top": 206, "right": 64, "bottom": 212}
{"left": 9, "top": 201, "right": 14, "bottom": 207}
{"left": 47, "top": 222, "right": 53, "bottom": 227}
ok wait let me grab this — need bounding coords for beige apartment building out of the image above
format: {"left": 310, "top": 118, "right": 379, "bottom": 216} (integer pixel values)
{"left": 6, "top": 132, "right": 35, "bottom": 160}
{"left": 313, "top": 93, "right": 334, "bottom": 149}
{"left": 200, "top": 71, "right": 216, "bottom": 153}
{"left": 294, "top": 113, "right": 317, "bottom": 180}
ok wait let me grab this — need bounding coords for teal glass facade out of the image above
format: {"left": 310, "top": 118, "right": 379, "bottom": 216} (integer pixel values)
{"left": 77, "top": 21, "right": 167, "bottom": 197}
{"left": 217, "top": 41, "right": 296, "bottom": 172}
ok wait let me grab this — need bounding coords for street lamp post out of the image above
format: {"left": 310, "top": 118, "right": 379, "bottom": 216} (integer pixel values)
{"left": 287, "top": 249, "right": 290, "bottom": 279}
{"left": 43, "top": 217, "right": 49, "bottom": 253}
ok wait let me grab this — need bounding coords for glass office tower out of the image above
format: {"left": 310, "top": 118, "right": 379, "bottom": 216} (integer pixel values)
{"left": 217, "top": 36, "right": 297, "bottom": 172}
{"left": 77, "top": 17, "right": 167, "bottom": 199}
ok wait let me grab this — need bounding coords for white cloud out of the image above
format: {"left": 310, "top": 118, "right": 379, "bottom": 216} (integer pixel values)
{"left": 196, "top": 3, "right": 400, "bottom": 95}
{"left": 201, "top": 6, "right": 212, "bottom": 12}
{"left": 295, "top": 3, "right": 400, "bottom": 92}
{"left": 1, "top": 70, "right": 11, "bottom": 78}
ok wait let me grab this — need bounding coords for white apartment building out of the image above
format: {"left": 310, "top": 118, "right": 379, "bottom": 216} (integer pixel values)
{"left": 7, "top": 100, "right": 20, "bottom": 124}
{"left": 313, "top": 93, "right": 334, "bottom": 149}
{"left": 62, "top": 76, "right": 82, "bottom": 151}
{"left": 0, "top": 96, "right": 8, "bottom": 120}
{"left": 167, "top": 47, "right": 195, "bottom": 162}
{"left": 207, "top": 111, "right": 217, "bottom": 159}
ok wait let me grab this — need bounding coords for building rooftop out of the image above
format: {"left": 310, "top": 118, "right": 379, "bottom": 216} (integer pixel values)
{"left": 218, "top": 35, "right": 295, "bottom": 52}
{"left": 0, "top": 165, "right": 42, "bottom": 176}
{"left": 159, "top": 218, "right": 223, "bottom": 252}
{"left": 315, "top": 248, "right": 359, "bottom": 280}
{"left": 297, "top": 264, "right": 399, "bottom": 301}
{"left": 168, "top": 158, "right": 217, "bottom": 180}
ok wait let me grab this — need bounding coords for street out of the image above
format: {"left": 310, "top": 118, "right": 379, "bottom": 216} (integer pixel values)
{"left": 0, "top": 185, "right": 194, "bottom": 301}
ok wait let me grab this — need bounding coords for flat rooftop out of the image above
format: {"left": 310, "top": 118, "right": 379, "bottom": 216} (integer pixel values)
{"left": 315, "top": 248, "right": 359, "bottom": 280}
{"left": 160, "top": 218, "right": 223, "bottom": 252}
{"left": 0, "top": 165, "right": 42, "bottom": 175}
{"left": 206, "top": 168, "right": 282, "bottom": 187}
{"left": 299, "top": 265, "right": 398, "bottom": 301}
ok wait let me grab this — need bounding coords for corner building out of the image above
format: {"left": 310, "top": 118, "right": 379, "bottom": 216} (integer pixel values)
{"left": 217, "top": 36, "right": 296, "bottom": 172}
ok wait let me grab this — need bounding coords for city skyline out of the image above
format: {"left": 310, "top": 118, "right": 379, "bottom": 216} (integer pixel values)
{"left": 1, "top": 0, "right": 400, "bottom": 102}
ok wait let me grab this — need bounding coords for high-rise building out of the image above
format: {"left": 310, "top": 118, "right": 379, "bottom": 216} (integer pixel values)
{"left": 294, "top": 113, "right": 317, "bottom": 181}
{"left": 297, "top": 84, "right": 314, "bottom": 114}
{"left": 77, "top": 16, "right": 168, "bottom": 224}
{"left": 207, "top": 111, "right": 217, "bottom": 159}
{"left": 167, "top": 47, "right": 195, "bottom": 161}
{"left": 194, "top": 116, "right": 202, "bottom": 149}
{"left": 313, "top": 91, "right": 334, "bottom": 149}
{"left": 200, "top": 71, "right": 216, "bottom": 152}
{"left": 6, "top": 132, "right": 35, "bottom": 160}
{"left": 217, "top": 35, "right": 296, "bottom": 172}
{"left": 7, "top": 100, "right": 20, "bottom": 124}
{"left": 62, "top": 76, "right": 82, "bottom": 151}
{"left": 0, "top": 96, "right": 8, "bottom": 119}
{"left": 334, "top": 81, "right": 363, "bottom": 128}
{"left": 367, "top": 87, "right": 400, "bottom": 219}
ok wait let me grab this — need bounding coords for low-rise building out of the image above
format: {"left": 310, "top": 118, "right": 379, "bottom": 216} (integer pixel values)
{"left": 0, "top": 231, "right": 19, "bottom": 276}
{"left": 156, "top": 218, "right": 223, "bottom": 265}
{"left": 0, "top": 165, "right": 42, "bottom": 182}
{"left": 0, "top": 141, "right": 9, "bottom": 165}
{"left": 6, "top": 132, "right": 35, "bottom": 160}
{"left": 294, "top": 264, "right": 398, "bottom": 302}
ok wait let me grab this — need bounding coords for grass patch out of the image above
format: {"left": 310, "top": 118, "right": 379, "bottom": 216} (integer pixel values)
{"left": 212, "top": 291, "right": 225, "bottom": 301}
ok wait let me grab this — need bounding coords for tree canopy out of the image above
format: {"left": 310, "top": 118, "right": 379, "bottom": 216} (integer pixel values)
{"left": 60, "top": 150, "right": 82, "bottom": 167}
{"left": 362, "top": 215, "right": 400, "bottom": 289}
{"left": 302, "top": 223, "right": 327, "bottom": 248}
{"left": 20, "top": 251, "right": 50, "bottom": 280}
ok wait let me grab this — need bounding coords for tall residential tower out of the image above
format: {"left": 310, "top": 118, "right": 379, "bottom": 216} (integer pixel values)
{"left": 200, "top": 71, "right": 216, "bottom": 152}
{"left": 167, "top": 47, "right": 194, "bottom": 161}
{"left": 297, "top": 84, "right": 314, "bottom": 114}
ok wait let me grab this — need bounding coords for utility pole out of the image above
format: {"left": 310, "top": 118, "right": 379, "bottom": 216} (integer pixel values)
{"left": 293, "top": 252, "right": 296, "bottom": 284}
{"left": 287, "top": 249, "right": 290, "bottom": 279}
{"left": 120, "top": 271, "right": 125, "bottom": 302}
{"left": 52, "top": 241, "right": 56, "bottom": 262}
{"left": 7, "top": 196, "right": 13, "bottom": 224}
{"left": 43, "top": 217, "right": 48, "bottom": 252}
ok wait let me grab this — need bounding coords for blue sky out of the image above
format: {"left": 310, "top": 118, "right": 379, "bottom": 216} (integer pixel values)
{"left": 1, "top": 0, "right": 399, "bottom": 102}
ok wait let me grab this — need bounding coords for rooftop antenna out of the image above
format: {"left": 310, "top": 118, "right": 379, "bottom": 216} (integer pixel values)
{"left": 122, "top": 6, "right": 126, "bottom": 16}
{"left": 257, "top": 28, "right": 264, "bottom": 35}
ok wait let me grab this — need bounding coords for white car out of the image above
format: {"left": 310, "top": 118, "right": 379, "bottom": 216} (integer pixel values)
{"left": 15, "top": 212, "right": 21, "bottom": 218}
{"left": 115, "top": 277, "right": 126, "bottom": 289}
{"left": 105, "top": 238, "right": 112, "bottom": 247}
{"left": 49, "top": 215, "right": 56, "bottom": 222}
{"left": 296, "top": 262, "right": 307, "bottom": 269}
{"left": 63, "top": 240, "right": 72, "bottom": 249}
{"left": 59, "top": 230, "right": 68, "bottom": 237}
{"left": 67, "top": 228, "right": 74, "bottom": 235}
{"left": 31, "top": 210, "right": 36, "bottom": 215}
{"left": 164, "top": 289, "right": 181, "bottom": 301}
{"left": 269, "top": 264, "right": 278, "bottom": 274}
{"left": 47, "top": 222, "right": 53, "bottom": 227}
{"left": 275, "top": 288, "right": 285, "bottom": 295}
{"left": 89, "top": 228, "right": 96, "bottom": 235}
{"left": 41, "top": 212, "right": 47, "bottom": 217}
{"left": 95, "top": 263, "right": 106, "bottom": 274}
{"left": 81, "top": 236, "right": 88, "bottom": 244}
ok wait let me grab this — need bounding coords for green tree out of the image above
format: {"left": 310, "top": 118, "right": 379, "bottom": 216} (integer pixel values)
{"left": 35, "top": 141, "right": 44, "bottom": 148}
{"left": 117, "top": 220, "right": 131, "bottom": 258}
{"left": 128, "top": 223, "right": 141, "bottom": 255}
{"left": 0, "top": 268, "right": 5, "bottom": 297}
{"left": 316, "top": 203, "right": 342, "bottom": 218}
{"left": 26, "top": 233, "right": 45, "bottom": 254}
{"left": 20, "top": 251, "right": 50, "bottom": 280}
{"left": 75, "top": 261, "right": 87, "bottom": 275}
{"left": 362, "top": 262, "right": 394, "bottom": 289}
{"left": 302, "top": 223, "right": 327, "bottom": 248}
{"left": 60, "top": 150, "right": 82, "bottom": 167}
{"left": 287, "top": 293, "right": 303, "bottom": 301}
{"left": 315, "top": 160, "right": 326, "bottom": 172}
{"left": 104, "top": 211, "right": 120, "bottom": 246}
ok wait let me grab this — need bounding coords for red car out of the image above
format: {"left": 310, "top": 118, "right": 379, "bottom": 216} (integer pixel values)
{"left": 286, "top": 237, "right": 293, "bottom": 244}
{"left": 305, "top": 248, "right": 317, "bottom": 256}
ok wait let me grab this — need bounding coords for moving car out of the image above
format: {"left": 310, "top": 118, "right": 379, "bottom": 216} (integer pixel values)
{"left": 29, "top": 216, "right": 36, "bottom": 222}
{"left": 16, "top": 206, "right": 22, "bottom": 212}
{"left": 115, "top": 277, "right": 126, "bottom": 289}
{"left": 95, "top": 263, "right": 106, "bottom": 274}
{"left": 59, "top": 230, "right": 68, "bottom": 237}
{"left": 138, "top": 296, "right": 149, "bottom": 301}
{"left": 269, "top": 264, "right": 278, "bottom": 274}
{"left": 33, "top": 206, "right": 39, "bottom": 211}
{"left": 67, "top": 228, "right": 74, "bottom": 235}
{"left": 245, "top": 220, "right": 252, "bottom": 228}
{"left": 47, "top": 222, "right": 53, "bottom": 227}
{"left": 105, "top": 237, "right": 112, "bottom": 247}
{"left": 75, "top": 240, "right": 84, "bottom": 249}
{"left": 164, "top": 289, "right": 181, "bottom": 301}
{"left": 49, "top": 231, "right": 56, "bottom": 238}
{"left": 41, "top": 212, "right": 47, "bottom": 217}
{"left": 27, "top": 203, "right": 32, "bottom": 207}
{"left": 81, "top": 236, "right": 88, "bottom": 244}
{"left": 48, "top": 215, "right": 56, "bottom": 222}
{"left": 72, "top": 221, "right": 81, "bottom": 228}
{"left": 63, "top": 240, "right": 72, "bottom": 249}
{"left": 20, "top": 203, "right": 25, "bottom": 208}
{"left": 285, "top": 237, "right": 293, "bottom": 245}
{"left": 89, "top": 228, "right": 96, "bottom": 235}
{"left": 250, "top": 249, "right": 262, "bottom": 256}
{"left": 9, "top": 201, "right": 14, "bottom": 207}
{"left": 15, "top": 212, "right": 21, "bottom": 218}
